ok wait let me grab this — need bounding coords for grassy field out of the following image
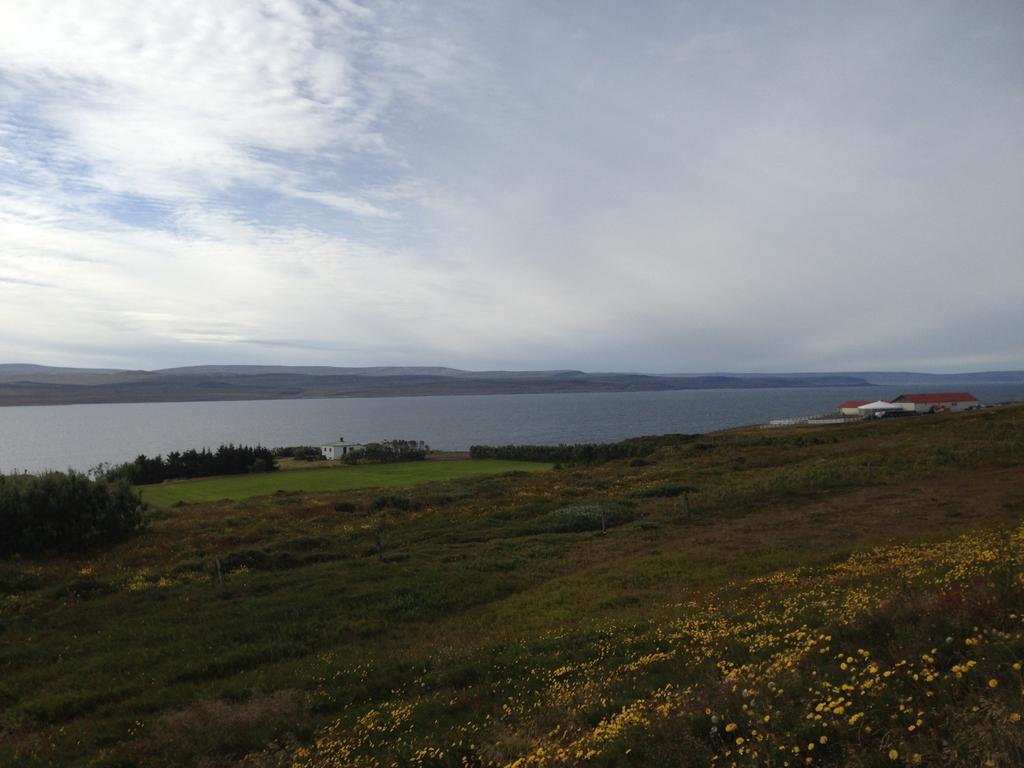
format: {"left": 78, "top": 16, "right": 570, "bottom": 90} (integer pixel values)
{"left": 1, "top": 406, "right": 1023, "bottom": 767}
{"left": 139, "top": 459, "right": 551, "bottom": 506}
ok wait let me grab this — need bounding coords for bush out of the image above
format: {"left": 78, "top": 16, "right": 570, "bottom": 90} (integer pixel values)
{"left": 0, "top": 471, "right": 145, "bottom": 555}
{"left": 370, "top": 495, "right": 423, "bottom": 512}
{"left": 526, "top": 503, "right": 637, "bottom": 534}
{"left": 271, "top": 446, "right": 324, "bottom": 461}
{"left": 638, "top": 483, "right": 696, "bottom": 499}
{"left": 343, "top": 440, "right": 429, "bottom": 465}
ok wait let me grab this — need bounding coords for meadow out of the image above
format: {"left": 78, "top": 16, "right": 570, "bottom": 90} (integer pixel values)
{"left": 138, "top": 459, "right": 551, "bottom": 507}
{"left": 1, "top": 405, "right": 1022, "bottom": 767}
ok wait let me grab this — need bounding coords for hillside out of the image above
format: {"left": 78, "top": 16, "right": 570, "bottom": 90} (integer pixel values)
{"left": 1, "top": 406, "right": 1023, "bottom": 767}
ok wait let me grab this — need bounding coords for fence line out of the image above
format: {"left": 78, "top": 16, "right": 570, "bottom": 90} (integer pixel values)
{"left": 761, "top": 415, "right": 864, "bottom": 429}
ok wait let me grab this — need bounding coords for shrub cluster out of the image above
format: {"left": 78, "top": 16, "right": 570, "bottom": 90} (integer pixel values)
{"left": 470, "top": 434, "right": 695, "bottom": 465}
{"left": 637, "top": 482, "right": 696, "bottom": 499}
{"left": 370, "top": 495, "right": 423, "bottom": 512}
{"left": 0, "top": 471, "right": 145, "bottom": 555}
{"left": 345, "top": 440, "right": 429, "bottom": 464}
{"left": 539, "top": 503, "right": 636, "bottom": 532}
{"left": 272, "top": 446, "right": 325, "bottom": 461}
{"left": 103, "top": 444, "right": 277, "bottom": 485}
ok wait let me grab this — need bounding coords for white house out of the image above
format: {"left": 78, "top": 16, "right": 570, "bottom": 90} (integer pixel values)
{"left": 320, "top": 439, "right": 365, "bottom": 460}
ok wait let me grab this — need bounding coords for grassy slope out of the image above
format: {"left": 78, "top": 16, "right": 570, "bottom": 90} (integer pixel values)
{"left": 0, "top": 407, "right": 1022, "bottom": 767}
{"left": 139, "top": 459, "right": 551, "bottom": 506}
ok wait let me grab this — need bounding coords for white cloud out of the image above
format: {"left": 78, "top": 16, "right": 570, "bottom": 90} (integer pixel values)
{"left": 0, "top": 1, "right": 1021, "bottom": 372}
{"left": 0, "top": 1, "right": 480, "bottom": 207}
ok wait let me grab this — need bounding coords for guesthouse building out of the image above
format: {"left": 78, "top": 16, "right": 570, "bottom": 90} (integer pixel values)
{"left": 891, "top": 392, "right": 979, "bottom": 414}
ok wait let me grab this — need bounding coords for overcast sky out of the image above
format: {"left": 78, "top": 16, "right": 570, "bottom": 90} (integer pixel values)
{"left": 1, "top": 1, "right": 1022, "bottom": 373}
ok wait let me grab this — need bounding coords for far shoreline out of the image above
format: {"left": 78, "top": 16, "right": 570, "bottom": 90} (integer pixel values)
{"left": 0, "top": 380, "right": 875, "bottom": 408}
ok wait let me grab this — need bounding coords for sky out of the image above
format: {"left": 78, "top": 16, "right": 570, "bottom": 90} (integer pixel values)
{"left": 0, "top": 1, "right": 1022, "bottom": 374}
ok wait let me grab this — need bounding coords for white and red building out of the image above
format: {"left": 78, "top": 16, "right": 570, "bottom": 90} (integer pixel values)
{"left": 891, "top": 392, "right": 980, "bottom": 414}
{"left": 835, "top": 392, "right": 980, "bottom": 417}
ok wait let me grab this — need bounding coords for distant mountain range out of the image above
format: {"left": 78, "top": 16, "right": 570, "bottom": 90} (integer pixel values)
{"left": 0, "top": 364, "right": 1020, "bottom": 407}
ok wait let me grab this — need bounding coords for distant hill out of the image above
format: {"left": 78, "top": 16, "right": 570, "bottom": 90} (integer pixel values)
{"left": 666, "top": 370, "right": 1024, "bottom": 386}
{"left": 0, "top": 364, "right": 126, "bottom": 377}
{"left": 1, "top": 364, "right": 1019, "bottom": 407}
{"left": 848, "top": 370, "right": 1024, "bottom": 386}
{"left": 0, "top": 364, "right": 875, "bottom": 406}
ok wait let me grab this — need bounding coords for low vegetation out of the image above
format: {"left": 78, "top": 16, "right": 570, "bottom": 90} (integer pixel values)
{"left": 345, "top": 439, "right": 430, "bottom": 464}
{"left": 1, "top": 405, "right": 1022, "bottom": 767}
{"left": 469, "top": 435, "right": 697, "bottom": 465}
{"left": 271, "top": 446, "right": 325, "bottom": 462}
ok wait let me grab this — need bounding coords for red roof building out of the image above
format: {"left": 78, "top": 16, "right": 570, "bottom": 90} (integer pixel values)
{"left": 892, "top": 392, "right": 979, "bottom": 413}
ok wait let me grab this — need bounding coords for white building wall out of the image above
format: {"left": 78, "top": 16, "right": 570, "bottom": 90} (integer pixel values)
{"left": 320, "top": 443, "right": 366, "bottom": 460}
{"left": 946, "top": 400, "right": 977, "bottom": 412}
{"left": 899, "top": 399, "right": 976, "bottom": 413}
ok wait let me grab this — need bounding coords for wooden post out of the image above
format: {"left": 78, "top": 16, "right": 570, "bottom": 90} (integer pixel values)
{"left": 215, "top": 558, "right": 223, "bottom": 585}
{"left": 374, "top": 513, "right": 386, "bottom": 562}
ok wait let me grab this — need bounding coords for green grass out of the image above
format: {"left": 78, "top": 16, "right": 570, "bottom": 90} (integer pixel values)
{"left": 138, "top": 459, "right": 551, "bottom": 506}
{"left": 2, "top": 406, "right": 1023, "bottom": 767}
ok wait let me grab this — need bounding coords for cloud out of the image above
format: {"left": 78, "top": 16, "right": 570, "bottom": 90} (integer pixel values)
{"left": 0, "top": 1, "right": 1021, "bottom": 372}
{"left": 0, "top": 2, "right": 412, "bottom": 205}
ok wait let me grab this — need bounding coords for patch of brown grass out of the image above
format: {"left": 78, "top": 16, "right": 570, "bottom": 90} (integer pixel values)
{"left": 137, "top": 689, "right": 308, "bottom": 765}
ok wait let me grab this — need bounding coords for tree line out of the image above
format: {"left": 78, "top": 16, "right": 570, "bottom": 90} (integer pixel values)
{"left": 344, "top": 440, "right": 429, "bottom": 464}
{"left": 469, "top": 434, "right": 697, "bottom": 465}
{"left": 101, "top": 444, "right": 277, "bottom": 485}
{"left": 272, "top": 446, "right": 325, "bottom": 461}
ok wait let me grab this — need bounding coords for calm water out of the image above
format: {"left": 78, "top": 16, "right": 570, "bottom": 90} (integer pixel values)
{"left": 1, "top": 383, "right": 1022, "bottom": 473}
